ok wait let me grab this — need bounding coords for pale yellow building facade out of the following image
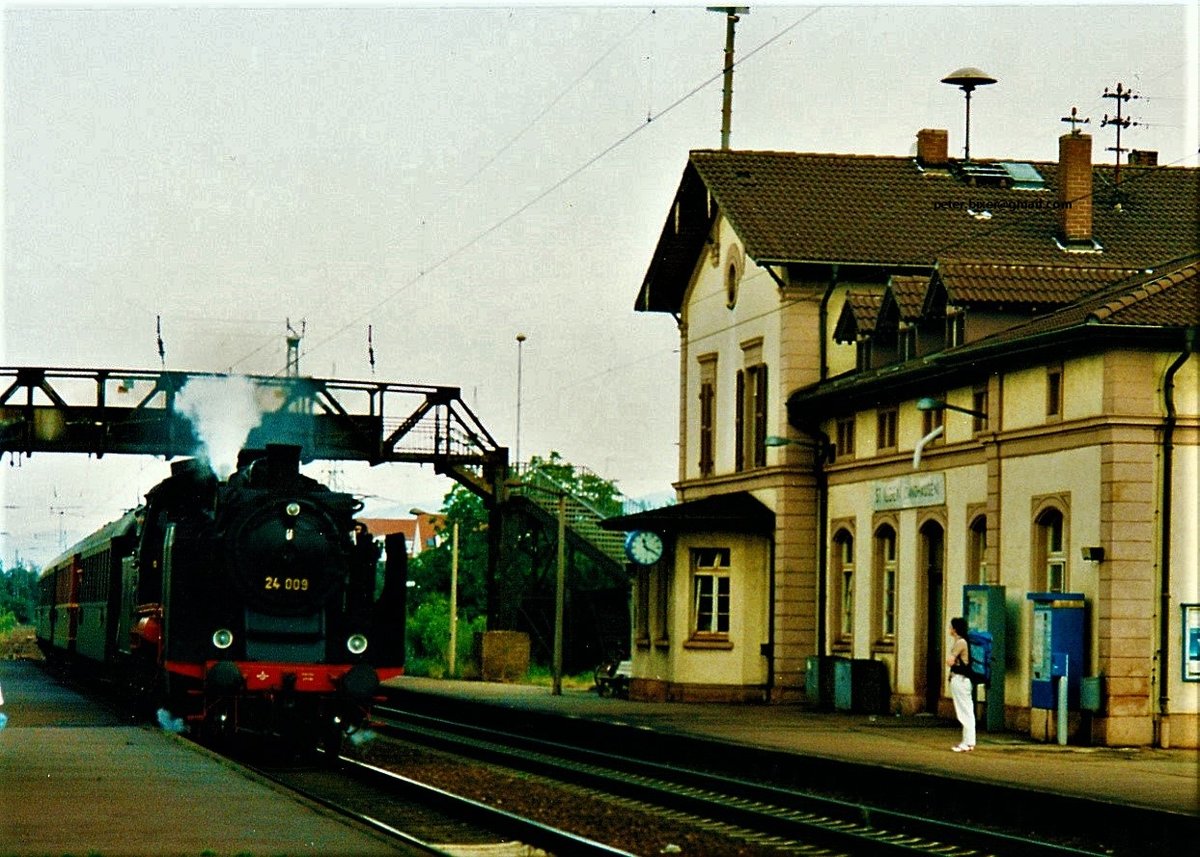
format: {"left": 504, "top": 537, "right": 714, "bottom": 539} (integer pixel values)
{"left": 608, "top": 130, "right": 1199, "bottom": 747}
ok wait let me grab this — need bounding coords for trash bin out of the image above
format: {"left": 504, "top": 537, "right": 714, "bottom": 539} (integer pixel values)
{"left": 833, "top": 658, "right": 889, "bottom": 714}
{"left": 805, "top": 656, "right": 840, "bottom": 710}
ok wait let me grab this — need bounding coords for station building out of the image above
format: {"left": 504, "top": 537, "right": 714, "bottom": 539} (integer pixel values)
{"left": 605, "top": 127, "right": 1199, "bottom": 748}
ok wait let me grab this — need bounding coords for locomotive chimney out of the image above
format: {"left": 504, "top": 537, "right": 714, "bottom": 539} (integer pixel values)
{"left": 265, "top": 443, "right": 302, "bottom": 482}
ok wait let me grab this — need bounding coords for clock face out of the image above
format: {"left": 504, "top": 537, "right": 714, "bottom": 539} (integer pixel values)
{"left": 625, "top": 530, "right": 664, "bottom": 565}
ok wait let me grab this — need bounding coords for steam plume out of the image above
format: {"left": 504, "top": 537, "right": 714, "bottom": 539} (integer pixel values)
{"left": 175, "top": 375, "right": 264, "bottom": 478}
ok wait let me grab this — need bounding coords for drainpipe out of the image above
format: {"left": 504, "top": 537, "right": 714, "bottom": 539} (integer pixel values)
{"left": 764, "top": 262, "right": 837, "bottom": 382}
{"left": 819, "top": 265, "right": 840, "bottom": 381}
{"left": 1157, "top": 327, "right": 1196, "bottom": 748}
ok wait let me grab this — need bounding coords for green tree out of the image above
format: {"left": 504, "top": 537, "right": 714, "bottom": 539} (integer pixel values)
{"left": 522, "top": 451, "right": 623, "bottom": 518}
{"left": 406, "top": 451, "right": 627, "bottom": 670}
{"left": 407, "top": 483, "right": 490, "bottom": 621}
{"left": 0, "top": 559, "right": 39, "bottom": 625}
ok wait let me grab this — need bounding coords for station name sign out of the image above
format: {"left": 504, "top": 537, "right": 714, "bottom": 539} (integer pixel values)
{"left": 873, "top": 473, "right": 945, "bottom": 511}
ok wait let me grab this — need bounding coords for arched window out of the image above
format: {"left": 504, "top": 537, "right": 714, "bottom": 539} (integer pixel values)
{"left": 831, "top": 529, "right": 855, "bottom": 644}
{"left": 1036, "top": 508, "right": 1068, "bottom": 592}
{"left": 874, "top": 524, "right": 898, "bottom": 641}
{"left": 724, "top": 246, "right": 743, "bottom": 309}
{"left": 968, "top": 515, "right": 988, "bottom": 585}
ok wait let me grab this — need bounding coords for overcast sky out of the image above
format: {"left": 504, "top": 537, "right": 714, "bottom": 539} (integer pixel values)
{"left": 2, "top": 2, "right": 1197, "bottom": 567}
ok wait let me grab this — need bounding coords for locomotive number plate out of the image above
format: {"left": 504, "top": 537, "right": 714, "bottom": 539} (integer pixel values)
{"left": 264, "top": 576, "right": 309, "bottom": 592}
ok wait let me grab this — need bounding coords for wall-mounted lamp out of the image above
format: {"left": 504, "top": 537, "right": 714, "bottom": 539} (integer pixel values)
{"left": 913, "top": 396, "right": 989, "bottom": 470}
{"left": 1080, "top": 546, "right": 1105, "bottom": 562}
{"left": 765, "top": 434, "right": 834, "bottom": 463}
{"left": 916, "top": 396, "right": 987, "bottom": 420}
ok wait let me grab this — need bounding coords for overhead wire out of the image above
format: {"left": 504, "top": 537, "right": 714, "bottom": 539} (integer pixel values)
{"left": 524, "top": 145, "right": 1200, "bottom": 404}
{"left": 227, "top": 9, "right": 659, "bottom": 374}
{"left": 277, "top": 7, "right": 828, "bottom": 376}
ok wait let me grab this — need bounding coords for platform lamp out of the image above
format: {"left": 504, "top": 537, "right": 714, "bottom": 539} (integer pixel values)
{"left": 914, "top": 397, "right": 988, "bottom": 469}
{"left": 411, "top": 507, "right": 458, "bottom": 677}
{"left": 514, "top": 333, "right": 527, "bottom": 476}
{"left": 916, "top": 396, "right": 987, "bottom": 419}
{"left": 940, "top": 67, "right": 997, "bottom": 162}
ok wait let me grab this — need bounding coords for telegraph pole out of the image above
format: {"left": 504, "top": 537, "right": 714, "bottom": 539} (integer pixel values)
{"left": 1101, "top": 82, "right": 1140, "bottom": 186}
{"left": 708, "top": 7, "right": 749, "bottom": 149}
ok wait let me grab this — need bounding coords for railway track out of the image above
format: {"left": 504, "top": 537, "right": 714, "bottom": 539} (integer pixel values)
{"left": 248, "top": 753, "right": 634, "bottom": 856}
{"left": 370, "top": 706, "right": 1114, "bottom": 857}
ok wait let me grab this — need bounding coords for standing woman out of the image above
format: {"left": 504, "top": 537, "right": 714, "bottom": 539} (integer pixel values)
{"left": 947, "top": 617, "right": 975, "bottom": 752}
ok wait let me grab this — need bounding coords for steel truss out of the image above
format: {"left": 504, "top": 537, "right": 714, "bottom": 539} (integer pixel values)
{"left": 0, "top": 366, "right": 508, "bottom": 500}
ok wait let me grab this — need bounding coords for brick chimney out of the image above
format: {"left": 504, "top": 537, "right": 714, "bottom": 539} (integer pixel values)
{"left": 1057, "top": 132, "right": 1093, "bottom": 245}
{"left": 1128, "top": 149, "right": 1158, "bottom": 166}
{"left": 917, "top": 128, "right": 949, "bottom": 166}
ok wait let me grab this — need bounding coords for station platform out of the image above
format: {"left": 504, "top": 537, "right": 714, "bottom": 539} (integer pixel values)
{"left": 384, "top": 675, "right": 1200, "bottom": 818}
{"left": 0, "top": 660, "right": 405, "bottom": 856}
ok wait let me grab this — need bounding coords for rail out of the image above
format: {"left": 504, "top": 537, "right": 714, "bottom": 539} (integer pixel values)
{"left": 372, "top": 705, "right": 1113, "bottom": 854}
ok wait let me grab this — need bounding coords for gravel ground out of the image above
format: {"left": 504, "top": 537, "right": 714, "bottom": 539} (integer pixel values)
{"left": 356, "top": 735, "right": 796, "bottom": 856}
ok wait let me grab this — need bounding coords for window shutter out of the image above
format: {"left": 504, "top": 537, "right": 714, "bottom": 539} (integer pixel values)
{"left": 753, "top": 364, "right": 768, "bottom": 467}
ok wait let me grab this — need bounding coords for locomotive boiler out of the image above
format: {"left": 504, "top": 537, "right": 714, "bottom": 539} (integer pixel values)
{"left": 35, "top": 444, "right": 404, "bottom": 752}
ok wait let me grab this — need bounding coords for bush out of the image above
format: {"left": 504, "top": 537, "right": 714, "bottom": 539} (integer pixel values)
{"left": 405, "top": 595, "right": 486, "bottom": 678}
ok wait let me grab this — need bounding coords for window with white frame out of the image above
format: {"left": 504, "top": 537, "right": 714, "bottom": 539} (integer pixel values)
{"left": 691, "top": 547, "right": 731, "bottom": 636}
{"left": 968, "top": 515, "right": 988, "bottom": 585}
{"left": 832, "top": 529, "right": 855, "bottom": 643}
{"left": 1037, "top": 508, "right": 1068, "bottom": 592}
{"left": 874, "top": 525, "right": 898, "bottom": 641}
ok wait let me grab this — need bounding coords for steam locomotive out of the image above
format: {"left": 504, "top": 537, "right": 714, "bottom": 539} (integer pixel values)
{"left": 35, "top": 444, "right": 404, "bottom": 752}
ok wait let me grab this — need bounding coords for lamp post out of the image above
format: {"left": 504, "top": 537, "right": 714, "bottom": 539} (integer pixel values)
{"left": 515, "top": 333, "right": 527, "bottom": 474}
{"left": 554, "top": 490, "right": 566, "bottom": 696}
{"left": 412, "top": 508, "right": 458, "bottom": 676}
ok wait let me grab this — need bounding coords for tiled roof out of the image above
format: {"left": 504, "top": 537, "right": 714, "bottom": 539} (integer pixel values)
{"left": 886, "top": 275, "right": 930, "bottom": 321}
{"left": 1090, "top": 263, "right": 1200, "bottom": 326}
{"left": 975, "top": 256, "right": 1200, "bottom": 341}
{"left": 788, "top": 255, "right": 1199, "bottom": 415}
{"left": 359, "top": 518, "right": 417, "bottom": 540}
{"left": 640, "top": 150, "right": 1199, "bottom": 311}
{"left": 694, "top": 151, "right": 1197, "bottom": 265}
{"left": 930, "top": 260, "right": 1140, "bottom": 308}
{"left": 834, "top": 291, "right": 884, "bottom": 342}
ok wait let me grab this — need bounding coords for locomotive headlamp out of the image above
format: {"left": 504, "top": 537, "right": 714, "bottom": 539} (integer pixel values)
{"left": 346, "top": 633, "right": 369, "bottom": 655}
{"left": 212, "top": 628, "right": 235, "bottom": 649}
{"left": 285, "top": 502, "right": 301, "bottom": 517}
